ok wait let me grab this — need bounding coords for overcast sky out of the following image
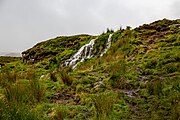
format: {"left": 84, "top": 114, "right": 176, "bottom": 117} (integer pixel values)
{"left": 0, "top": 0, "right": 179, "bottom": 53}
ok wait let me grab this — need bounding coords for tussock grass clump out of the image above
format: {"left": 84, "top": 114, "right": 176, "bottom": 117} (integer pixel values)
{"left": 169, "top": 91, "right": 180, "bottom": 120}
{"left": 59, "top": 67, "right": 73, "bottom": 86}
{"left": 49, "top": 108, "right": 65, "bottom": 120}
{"left": 1, "top": 82, "right": 43, "bottom": 120}
{"left": 110, "top": 75, "right": 130, "bottom": 89}
{"left": 4, "top": 79, "right": 45, "bottom": 104}
{"left": 91, "top": 92, "right": 114, "bottom": 120}
{"left": 109, "top": 60, "right": 126, "bottom": 76}
{"left": 29, "top": 79, "right": 46, "bottom": 103}
{"left": 147, "top": 79, "right": 164, "bottom": 96}
{"left": 25, "top": 69, "right": 36, "bottom": 80}
{"left": 0, "top": 99, "right": 40, "bottom": 120}
{"left": 4, "top": 83, "right": 29, "bottom": 104}
{"left": 0, "top": 66, "right": 46, "bottom": 120}
{"left": 78, "top": 59, "right": 97, "bottom": 71}
{"left": 106, "top": 60, "right": 132, "bottom": 89}
{"left": 50, "top": 71, "right": 58, "bottom": 82}
{"left": 0, "top": 69, "right": 17, "bottom": 84}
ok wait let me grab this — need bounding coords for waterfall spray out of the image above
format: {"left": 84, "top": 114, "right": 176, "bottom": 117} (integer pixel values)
{"left": 65, "top": 38, "right": 97, "bottom": 69}
{"left": 64, "top": 33, "right": 113, "bottom": 69}
{"left": 100, "top": 33, "right": 113, "bottom": 56}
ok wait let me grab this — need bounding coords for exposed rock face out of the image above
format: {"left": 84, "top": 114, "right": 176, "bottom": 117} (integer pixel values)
{"left": 22, "top": 51, "right": 58, "bottom": 64}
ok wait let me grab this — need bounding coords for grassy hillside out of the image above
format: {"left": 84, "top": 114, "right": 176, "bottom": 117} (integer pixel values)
{"left": 22, "top": 34, "right": 95, "bottom": 67}
{"left": 0, "top": 19, "right": 180, "bottom": 120}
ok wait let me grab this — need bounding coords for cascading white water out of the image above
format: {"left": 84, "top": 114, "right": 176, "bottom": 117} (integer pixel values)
{"left": 65, "top": 38, "right": 97, "bottom": 69}
{"left": 64, "top": 33, "right": 113, "bottom": 69}
{"left": 100, "top": 33, "right": 113, "bottom": 56}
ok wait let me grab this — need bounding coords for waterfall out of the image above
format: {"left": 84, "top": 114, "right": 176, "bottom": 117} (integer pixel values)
{"left": 100, "top": 33, "right": 113, "bottom": 56}
{"left": 64, "top": 33, "right": 113, "bottom": 69}
{"left": 65, "top": 38, "right": 97, "bottom": 69}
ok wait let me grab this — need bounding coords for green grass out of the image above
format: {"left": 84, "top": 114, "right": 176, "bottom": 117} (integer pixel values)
{"left": 0, "top": 19, "right": 180, "bottom": 119}
{"left": 91, "top": 92, "right": 114, "bottom": 120}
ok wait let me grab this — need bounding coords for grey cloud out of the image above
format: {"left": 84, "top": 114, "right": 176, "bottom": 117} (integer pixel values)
{"left": 171, "top": 0, "right": 180, "bottom": 17}
{"left": 0, "top": 0, "right": 179, "bottom": 53}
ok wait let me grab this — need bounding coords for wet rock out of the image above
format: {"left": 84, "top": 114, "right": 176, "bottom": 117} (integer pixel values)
{"left": 94, "top": 79, "right": 104, "bottom": 89}
{"left": 160, "top": 76, "right": 165, "bottom": 80}
{"left": 123, "top": 90, "right": 139, "bottom": 99}
{"left": 138, "top": 75, "right": 148, "bottom": 82}
{"left": 135, "top": 67, "right": 141, "bottom": 72}
{"left": 40, "top": 75, "right": 45, "bottom": 79}
{"left": 64, "top": 33, "right": 114, "bottom": 69}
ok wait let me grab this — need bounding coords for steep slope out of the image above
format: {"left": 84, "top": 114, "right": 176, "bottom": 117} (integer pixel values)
{"left": 22, "top": 31, "right": 114, "bottom": 69}
{"left": 22, "top": 34, "right": 95, "bottom": 64}
{"left": 0, "top": 19, "right": 180, "bottom": 120}
{"left": 73, "top": 18, "right": 180, "bottom": 119}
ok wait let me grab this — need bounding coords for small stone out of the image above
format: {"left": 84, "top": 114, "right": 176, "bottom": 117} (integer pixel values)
{"left": 135, "top": 67, "right": 141, "bottom": 72}
{"left": 40, "top": 75, "right": 45, "bottom": 79}
{"left": 160, "top": 76, "right": 165, "bottom": 80}
{"left": 94, "top": 84, "right": 100, "bottom": 89}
